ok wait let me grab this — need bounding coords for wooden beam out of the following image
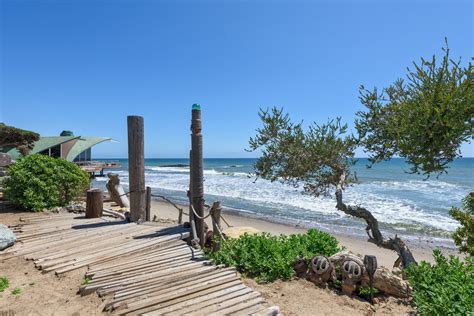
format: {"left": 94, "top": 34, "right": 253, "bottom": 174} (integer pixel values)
{"left": 190, "top": 104, "right": 205, "bottom": 248}
{"left": 86, "top": 189, "right": 103, "bottom": 218}
{"left": 145, "top": 186, "right": 151, "bottom": 221}
{"left": 210, "top": 201, "right": 222, "bottom": 251}
{"left": 127, "top": 116, "right": 146, "bottom": 222}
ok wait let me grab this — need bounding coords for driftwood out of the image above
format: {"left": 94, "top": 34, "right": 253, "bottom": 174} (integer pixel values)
{"left": 106, "top": 173, "right": 130, "bottom": 208}
{"left": 335, "top": 171, "right": 417, "bottom": 268}
{"left": 102, "top": 208, "right": 126, "bottom": 220}
{"left": 294, "top": 250, "right": 411, "bottom": 298}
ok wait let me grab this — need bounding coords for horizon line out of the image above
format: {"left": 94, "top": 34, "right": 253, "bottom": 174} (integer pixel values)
{"left": 93, "top": 156, "right": 474, "bottom": 160}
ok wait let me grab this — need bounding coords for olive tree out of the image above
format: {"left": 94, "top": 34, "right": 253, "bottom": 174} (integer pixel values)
{"left": 249, "top": 43, "right": 472, "bottom": 268}
{"left": 355, "top": 42, "right": 473, "bottom": 176}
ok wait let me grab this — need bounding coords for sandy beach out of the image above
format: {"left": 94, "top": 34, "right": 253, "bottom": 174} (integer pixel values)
{"left": 149, "top": 199, "right": 458, "bottom": 268}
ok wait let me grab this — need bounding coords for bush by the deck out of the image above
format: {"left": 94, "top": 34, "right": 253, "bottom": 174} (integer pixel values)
{"left": 207, "top": 229, "right": 340, "bottom": 282}
{"left": 406, "top": 250, "right": 474, "bottom": 315}
{"left": 4, "top": 154, "right": 89, "bottom": 211}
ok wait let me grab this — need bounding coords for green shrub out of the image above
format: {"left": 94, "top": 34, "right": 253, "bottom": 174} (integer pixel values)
{"left": 406, "top": 249, "right": 474, "bottom": 315}
{"left": 450, "top": 194, "right": 474, "bottom": 256}
{"left": 207, "top": 229, "right": 340, "bottom": 282}
{"left": 4, "top": 154, "right": 89, "bottom": 211}
{"left": 0, "top": 276, "right": 9, "bottom": 292}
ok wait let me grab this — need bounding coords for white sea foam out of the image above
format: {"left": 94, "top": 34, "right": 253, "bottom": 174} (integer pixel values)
{"left": 101, "top": 166, "right": 466, "bottom": 236}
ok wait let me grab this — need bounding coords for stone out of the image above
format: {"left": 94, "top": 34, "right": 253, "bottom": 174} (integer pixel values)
{"left": 0, "top": 153, "right": 12, "bottom": 167}
{"left": 0, "top": 224, "right": 16, "bottom": 251}
{"left": 223, "top": 226, "right": 259, "bottom": 239}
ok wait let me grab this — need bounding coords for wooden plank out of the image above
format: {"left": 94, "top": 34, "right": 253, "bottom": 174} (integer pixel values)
{"left": 87, "top": 244, "right": 191, "bottom": 276}
{"left": 122, "top": 276, "right": 241, "bottom": 315}
{"left": 105, "top": 269, "right": 237, "bottom": 311}
{"left": 82, "top": 259, "right": 211, "bottom": 295}
{"left": 138, "top": 280, "right": 244, "bottom": 316}
{"left": 86, "top": 242, "right": 188, "bottom": 275}
{"left": 206, "top": 296, "right": 264, "bottom": 316}
{"left": 105, "top": 265, "right": 229, "bottom": 297}
{"left": 145, "top": 285, "right": 251, "bottom": 315}
{"left": 51, "top": 232, "right": 191, "bottom": 274}
{"left": 89, "top": 255, "right": 202, "bottom": 285}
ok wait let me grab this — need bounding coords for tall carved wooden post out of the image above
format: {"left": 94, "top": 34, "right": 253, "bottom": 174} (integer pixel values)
{"left": 127, "top": 115, "right": 146, "bottom": 222}
{"left": 190, "top": 104, "right": 205, "bottom": 247}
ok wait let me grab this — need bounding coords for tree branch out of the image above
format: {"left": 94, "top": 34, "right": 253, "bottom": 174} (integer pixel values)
{"left": 335, "top": 170, "right": 417, "bottom": 268}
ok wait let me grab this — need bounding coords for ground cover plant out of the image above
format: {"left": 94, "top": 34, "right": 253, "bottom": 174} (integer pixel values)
{"left": 4, "top": 154, "right": 89, "bottom": 211}
{"left": 406, "top": 250, "right": 474, "bottom": 315}
{"left": 0, "top": 277, "right": 9, "bottom": 292}
{"left": 207, "top": 229, "right": 339, "bottom": 282}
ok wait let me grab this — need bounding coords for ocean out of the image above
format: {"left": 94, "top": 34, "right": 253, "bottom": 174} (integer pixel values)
{"left": 93, "top": 158, "right": 473, "bottom": 246}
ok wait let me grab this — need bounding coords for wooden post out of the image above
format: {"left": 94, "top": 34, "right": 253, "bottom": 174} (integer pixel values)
{"left": 127, "top": 115, "right": 146, "bottom": 222}
{"left": 145, "top": 186, "right": 151, "bottom": 221}
{"left": 86, "top": 189, "right": 103, "bottom": 218}
{"left": 190, "top": 104, "right": 205, "bottom": 248}
{"left": 210, "top": 201, "right": 222, "bottom": 251}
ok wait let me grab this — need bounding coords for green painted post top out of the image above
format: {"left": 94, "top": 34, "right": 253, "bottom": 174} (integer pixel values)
{"left": 192, "top": 104, "right": 201, "bottom": 110}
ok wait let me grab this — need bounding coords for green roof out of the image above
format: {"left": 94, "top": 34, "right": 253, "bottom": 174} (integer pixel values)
{"left": 1, "top": 136, "right": 112, "bottom": 161}
{"left": 66, "top": 137, "right": 111, "bottom": 161}
{"left": 2, "top": 136, "right": 79, "bottom": 160}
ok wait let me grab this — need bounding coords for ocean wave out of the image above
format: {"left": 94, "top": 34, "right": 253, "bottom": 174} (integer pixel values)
{"left": 97, "top": 166, "right": 464, "bottom": 236}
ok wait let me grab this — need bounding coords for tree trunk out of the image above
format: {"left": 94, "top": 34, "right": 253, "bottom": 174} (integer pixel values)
{"left": 335, "top": 171, "right": 417, "bottom": 268}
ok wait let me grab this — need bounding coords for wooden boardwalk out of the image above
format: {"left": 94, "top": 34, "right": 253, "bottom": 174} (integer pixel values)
{"left": 2, "top": 213, "right": 277, "bottom": 315}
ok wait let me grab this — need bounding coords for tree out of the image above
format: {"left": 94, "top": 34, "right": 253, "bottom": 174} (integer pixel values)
{"left": 355, "top": 41, "right": 473, "bottom": 176}
{"left": 450, "top": 193, "right": 474, "bottom": 256}
{"left": 0, "top": 123, "right": 40, "bottom": 156}
{"left": 249, "top": 108, "right": 416, "bottom": 268}
{"left": 248, "top": 43, "right": 472, "bottom": 268}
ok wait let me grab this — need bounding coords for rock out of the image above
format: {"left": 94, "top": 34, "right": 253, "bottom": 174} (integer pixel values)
{"left": 392, "top": 267, "right": 403, "bottom": 277}
{"left": 66, "top": 203, "right": 86, "bottom": 213}
{"left": 371, "top": 267, "right": 411, "bottom": 298}
{"left": 0, "top": 153, "right": 12, "bottom": 167}
{"left": 0, "top": 224, "right": 16, "bottom": 251}
{"left": 223, "top": 226, "right": 260, "bottom": 239}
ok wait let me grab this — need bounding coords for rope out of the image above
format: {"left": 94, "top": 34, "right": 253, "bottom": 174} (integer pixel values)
{"left": 150, "top": 194, "right": 189, "bottom": 216}
{"left": 220, "top": 214, "right": 233, "bottom": 228}
{"left": 190, "top": 204, "right": 211, "bottom": 220}
{"left": 120, "top": 189, "right": 230, "bottom": 228}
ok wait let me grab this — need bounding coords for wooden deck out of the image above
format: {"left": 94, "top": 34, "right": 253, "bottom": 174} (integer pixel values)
{"left": 2, "top": 213, "right": 277, "bottom": 315}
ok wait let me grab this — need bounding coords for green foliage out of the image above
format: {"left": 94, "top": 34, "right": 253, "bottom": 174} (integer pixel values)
{"left": 406, "top": 250, "right": 474, "bottom": 315}
{"left": 4, "top": 154, "right": 89, "bottom": 211}
{"left": 11, "top": 287, "right": 21, "bottom": 296}
{"left": 81, "top": 277, "right": 91, "bottom": 286}
{"left": 356, "top": 40, "right": 473, "bottom": 176}
{"left": 450, "top": 194, "right": 474, "bottom": 256}
{"left": 357, "top": 285, "right": 379, "bottom": 297}
{"left": 248, "top": 107, "right": 357, "bottom": 196}
{"left": 207, "top": 229, "right": 340, "bottom": 282}
{"left": 0, "top": 277, "right": 9, "bottom": 292}
{"left": 0, "top": 123, "right": 39, "bottom": 156}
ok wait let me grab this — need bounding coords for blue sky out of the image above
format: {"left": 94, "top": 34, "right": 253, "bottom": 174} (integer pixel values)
{"left": 1, "top": 0, "right": 472, "bottom": 158}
